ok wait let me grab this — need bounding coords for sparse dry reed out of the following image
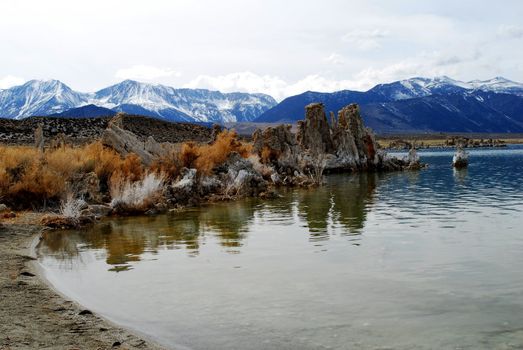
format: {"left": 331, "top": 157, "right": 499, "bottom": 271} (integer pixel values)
{"left": 110, "top": 172, "right": 165, "bottom": 212}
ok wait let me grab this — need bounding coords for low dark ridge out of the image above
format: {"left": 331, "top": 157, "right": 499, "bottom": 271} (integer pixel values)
{"left": 0, "top": 115, "right": 213, "bottom": 145}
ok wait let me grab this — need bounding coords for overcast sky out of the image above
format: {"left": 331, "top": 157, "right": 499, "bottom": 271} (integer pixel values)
{"left": 1, "top": 0, "right": 522, "bottom": 100}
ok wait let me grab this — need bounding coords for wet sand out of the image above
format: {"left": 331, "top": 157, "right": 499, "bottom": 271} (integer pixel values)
{"left": 0, "top": 216, "right": 165, "bottom": 350}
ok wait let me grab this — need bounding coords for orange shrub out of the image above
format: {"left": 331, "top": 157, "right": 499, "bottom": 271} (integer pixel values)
{"left": 0, "top": 147, "right": 67, "bottom": 207}
{"left": 83, "top": 142, "right": 121, "bottom": 182}
{"left": 179, "top": 142, "right": 200, "bottom": 169}
{"left": 0, "top": 143, "right": 137, "bottom": 208}
{"left": 109, "top": 154, "right": 144, "bottom": 193}
{"left": 151, "top": 150, "right": 180, "bottom": 180}
{"left": 179, "top": 130, "right": 252, "bottom": 175}
{"left": 0, "top": 130, "right": 252, "bottom": 208}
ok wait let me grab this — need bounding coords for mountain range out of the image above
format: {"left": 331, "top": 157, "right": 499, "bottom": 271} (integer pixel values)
{"left": 2, "top": 76, "right": 523, "bottom": 132}
{"left": 255, "top": 76, "right": 523, "bottom": 133}
{"left": 0, "top": 79, "right": 277, "bottom": 123}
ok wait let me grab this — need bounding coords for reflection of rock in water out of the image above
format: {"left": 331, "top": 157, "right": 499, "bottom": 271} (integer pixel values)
{"left": 453, "top": 167, "right": 468, "bottom": 184}
{"left": 332, "top": 174, "right": 376, "bottom": 234}
{"left": 199, "top": 201, "right": 256, "bottom": 251}
{"left": 40, "top": 203, "right": 257, "bottom": 269}
{"left": 41, "top": 176, "right": 377, "bottom": 267}
{"left": 297, "top": 185, "right": 332, "bottom": 242}
{"left": 297, "top": 174, "right": 376, "bottom": 241}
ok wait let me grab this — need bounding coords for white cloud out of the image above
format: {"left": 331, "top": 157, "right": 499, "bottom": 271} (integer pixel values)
{"left": 352, "top": 50, "right": 486, "bottom": 88}
{"left": 115, "top": 65, "right": 181, "bottom": 81}
{"left": 184, "top": 48, "right": 489, "bottom": 100}
{"left": 324, "top": 53, "right": 345, "bottom": 65}
{"left": 0, "top": 75, "right": 25, "bottom": 89}
{"left": 497, "top": 25, "right": 523, "bottom": 39}
{"left": 342, "top": 29, "right": 389, "bottom": 50}
{"left": 185, "top": 72, "right": 286, "bottom": 99}
{"left": 1, "top": 1, "right": 522, "bottom": 94}
{"left": 185, "top": 71, "right": 360, "bottom": 101}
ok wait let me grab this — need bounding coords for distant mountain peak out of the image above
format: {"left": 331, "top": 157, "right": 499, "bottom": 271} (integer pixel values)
{"left": 255, "top": 75, "right": 523, "bottom": 133}
{"left": 0, "top": 79, "right": 277, "bottom": 122}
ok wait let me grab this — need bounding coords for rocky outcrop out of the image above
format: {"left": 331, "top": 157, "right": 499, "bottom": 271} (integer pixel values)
{"left": 293, "top": 103, "right": 388, "bottom": 170}
{"left": 330, "top": 105, "right": 362, "bottom": 168}
{"left": 221, "top": 152, "right": 267, "bottom": 197}
{"left": 297, "top": 103, "right": 335, "bottom": 155}
{"left": 252, "top": 124, "right": 300, "bottom": 174}
{"left": 405, "top": 147, "right": 424, "bottom": 170}
{"left": 167, "top": 168, "right": 200, "bottom": 207}
{"left": 453, "top": 146, "right": 468, "bottom": 168}
{"left": 101, "top": 114, "right": 173, "bottom": 166}
{"left": 252, "top": 102, "right": 420, "bottom": 177}
{"left": 102, "top": 116, "right": 156, "bottom": 165}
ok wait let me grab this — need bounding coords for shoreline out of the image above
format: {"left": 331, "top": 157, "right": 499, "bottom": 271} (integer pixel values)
{"left": 0, "top": 216, "right": 166, "bottom": 350}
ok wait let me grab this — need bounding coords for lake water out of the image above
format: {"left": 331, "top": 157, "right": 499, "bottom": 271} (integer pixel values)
{"left": 38, "top": 146, "right": 523, "bottom": 350}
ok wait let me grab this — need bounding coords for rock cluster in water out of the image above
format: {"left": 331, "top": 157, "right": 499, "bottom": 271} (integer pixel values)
{"left": 253, "top": 103, "right": 420, "bottom": 174}
{"left": 452, "top": 145, "right": 469, "bottom": 168}
{"left": 99, "top": 103, "right": 423, "bottom": 211}
{"left": 33, "top": 103, "right": 423, "bottom": 228}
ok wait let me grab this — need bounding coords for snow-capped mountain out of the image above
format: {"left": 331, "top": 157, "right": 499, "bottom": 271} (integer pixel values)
{"left": 368, "top": 76, "right": 469, "bottom": 100}
{"left": 2, "top": 76, "right": 523, "bottom": 132}
{"left": 255, "top": 76, "right": 523, "bottom": 133}
{"left": 368, "top": 76, "right": 523, "bottom": 101}
{"left": 466, "top": 77, "right": 523, "bottom": 96}
{"left": 0, "top": 80, "right": 88, "bottom": 119}
{"left": 0, "top": 79, "right": 277, "bottom": 122}
{"left": 93, "top": 80, "right": 276, "bottom": 122}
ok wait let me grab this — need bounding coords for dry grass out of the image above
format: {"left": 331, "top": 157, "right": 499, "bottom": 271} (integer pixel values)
{"left": 150, "top": 148, "right": 181, "bottom": 180}
{"left": 179, "top": 130, "right": 252, "bottom": 175}
{"left": 110, "top": 172, "right": 165, "bottom": 213}
{"left": 0, "top": 143, "right": 138, "bottom": 209}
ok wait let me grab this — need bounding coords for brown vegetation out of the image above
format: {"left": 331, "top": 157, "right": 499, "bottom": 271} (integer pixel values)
{"left": 179, "top": 130, "right": 252, "bottom": 174}
{"left": 0, "top": 130, "right": 253, "bottom": 211}
{"left": 0, "top": 143, "right": 144, "bottom": 209}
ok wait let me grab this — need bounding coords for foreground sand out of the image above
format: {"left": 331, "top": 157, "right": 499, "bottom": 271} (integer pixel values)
{"left": 0, "top": 215, "right": 165, "bottom": 350}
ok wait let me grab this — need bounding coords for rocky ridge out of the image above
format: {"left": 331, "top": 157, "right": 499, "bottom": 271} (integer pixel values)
{"left": 0, "top": 115, "right": 212, "bottom": 145}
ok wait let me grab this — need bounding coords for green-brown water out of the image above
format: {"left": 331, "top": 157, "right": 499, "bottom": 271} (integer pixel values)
{"left": 38, "top": 146, "right": 523, "bottom": 349}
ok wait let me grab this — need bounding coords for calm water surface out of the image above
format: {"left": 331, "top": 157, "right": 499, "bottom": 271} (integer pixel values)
{"left": 38, "top": 146, "right": 523, "bottom": 350}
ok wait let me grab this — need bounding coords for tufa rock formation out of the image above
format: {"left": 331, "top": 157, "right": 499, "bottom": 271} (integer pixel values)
{"left": 253, "top": 103, "right": 418, "bottom": 173}
{"left": 296, "top": 103, "right": 335, "bottom": 155}
{"left": 101, "top": 114, "right": 171, "bottom": 166}
{"left": 252, "top": 124, "right": 300, "bottom": 174}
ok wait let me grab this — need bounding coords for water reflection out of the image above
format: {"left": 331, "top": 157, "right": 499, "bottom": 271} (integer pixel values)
{"left": 40, "top": 173, "right": 379, "bottom": 269}
{"left": 453, "top": 167, "right": 468, "bottom": 185}
{"left": 40, "top": 201, "right": 259, "bottom": 268}
{"left": 297, "top": 174, "right": 376, "bottom": 242}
